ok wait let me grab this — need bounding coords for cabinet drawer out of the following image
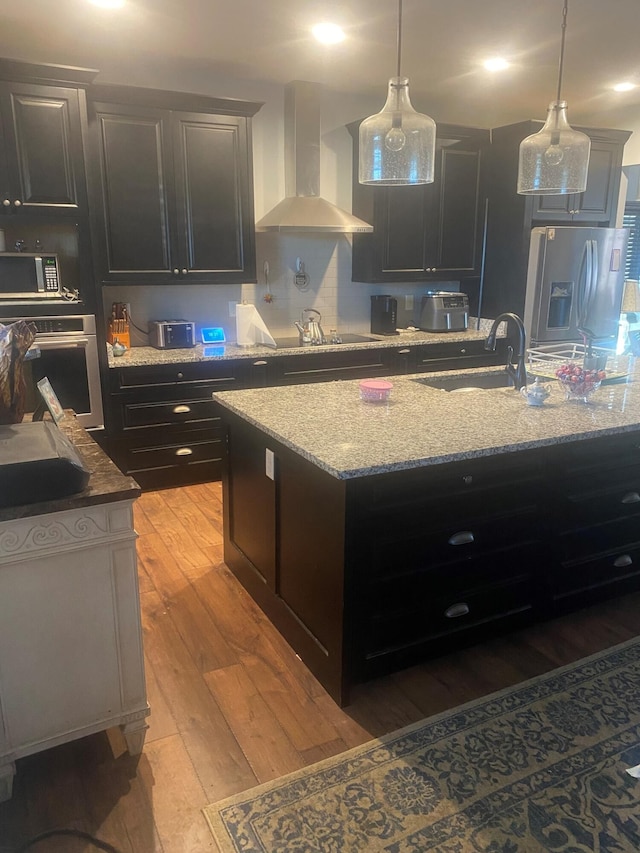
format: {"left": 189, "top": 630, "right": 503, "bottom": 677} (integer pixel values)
{"left": 368, "top": 505, "right": 539, "bottom": 579}
{"left": 360, "top": 450, "right": 544, "bottom": 514}
{"left": 411, "top": 338, "right": 508, "bottom": 372}
{"left": 271, "top": 350, "right": 391, "bottom": 385}
{"left": 363, "top": 572, "right": 532, "bottom": 658}
{"left": 558, "top": 469, "right": 640, "bottom": 526}
{"left": 122, "top": 397, "right": 220, "bottom": 428}
{"left": 552, "top": 543, "right": 640, "bottom": 606}
{"left": 113, "top": 361, "right": 246, "bottom": 390}
{"left": 125, "top": 436, "right": 222, "bottom": 472}
{"left": 558, "top": 515, "right": 640, "bottom": 562}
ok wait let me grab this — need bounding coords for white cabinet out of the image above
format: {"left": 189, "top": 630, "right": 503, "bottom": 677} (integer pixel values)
{"left": 0, "top": 497, "right": 149, "bottom": 801}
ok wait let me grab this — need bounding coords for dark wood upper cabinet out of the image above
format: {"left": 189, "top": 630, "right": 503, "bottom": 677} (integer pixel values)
{"left": 87, "top": 86, "right": 262, "bottom": 285}
{"left": 348, "top": 122, "right": 490, "bottom": 283}
{"left": 0, "top": 81, "right": 90, "bottom": 215}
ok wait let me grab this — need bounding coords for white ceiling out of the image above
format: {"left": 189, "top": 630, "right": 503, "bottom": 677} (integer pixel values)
{"left": 2, "top": 0, "right": 640, "bottom": 127}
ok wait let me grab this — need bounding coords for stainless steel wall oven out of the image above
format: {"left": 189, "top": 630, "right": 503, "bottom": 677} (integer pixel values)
{"left": 1, "top": 313, "right": 104, "bottom": 430}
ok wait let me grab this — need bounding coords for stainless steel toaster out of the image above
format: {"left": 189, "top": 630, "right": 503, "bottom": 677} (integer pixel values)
{"left": 149, "top": 320, "right": 196, "bottom": 349}
{"left": 419, "top": 292, "right": 469, "bottom": 332}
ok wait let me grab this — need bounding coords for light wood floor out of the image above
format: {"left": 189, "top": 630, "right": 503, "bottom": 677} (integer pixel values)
{"left": 1, "top": 481, "right": 639, "bottom": 853}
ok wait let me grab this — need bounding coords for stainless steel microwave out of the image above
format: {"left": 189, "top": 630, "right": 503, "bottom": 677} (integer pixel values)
{"left": 0, "top": 253, "right": 62, "bottom": 299}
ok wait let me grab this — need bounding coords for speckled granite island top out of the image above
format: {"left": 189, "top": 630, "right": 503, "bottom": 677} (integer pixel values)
{"left": 0, "top": 414, "right": 140, "bottom": 523}
{"left": 213, "top": 362, "right": 640, "bottom": 480}
{"left": 107, "top": 326, "right": 494, "bottom": 368}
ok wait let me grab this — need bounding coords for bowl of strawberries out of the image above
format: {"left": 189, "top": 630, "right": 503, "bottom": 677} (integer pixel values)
{"left": 555, "top": 364, "right": 606, "bottom": 402}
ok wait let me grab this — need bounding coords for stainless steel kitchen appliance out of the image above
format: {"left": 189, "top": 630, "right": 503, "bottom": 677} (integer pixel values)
{"left": 1, "top": 314, "right": 104, "bottom": 430}
{"left": 370, "top": 295, "right": 398, "bottom": 335}
{"left": 149, "top": 320, "right": 196, "bottom": 349}
{"left": 0, "top": 253, "right": 64, "bottom": 300}
{"left": 419, "top": 292, "right": 469, "bottom": 332}
{"left": 524, "top": 226, "right": 629, "bottom": 346}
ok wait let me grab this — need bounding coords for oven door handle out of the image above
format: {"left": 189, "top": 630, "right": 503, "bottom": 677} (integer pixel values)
{"left": 35, "top": 337, "right": 91, "bottom": 349}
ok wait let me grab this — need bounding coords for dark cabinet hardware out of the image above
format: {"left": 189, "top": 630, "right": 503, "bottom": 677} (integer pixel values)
{"left": 613, "top": 554, "right": 633, "bottom": 568}
{"left": 445, "top": 603, "right": 471, "bottom": 619}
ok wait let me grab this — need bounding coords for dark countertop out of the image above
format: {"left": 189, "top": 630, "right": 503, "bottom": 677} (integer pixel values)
{"left": 0, "top": 413, "right": 140, "bottom": 523}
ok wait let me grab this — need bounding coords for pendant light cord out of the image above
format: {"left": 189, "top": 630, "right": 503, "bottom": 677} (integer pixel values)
{"left": 555, "top": 0, "right": 569, "bottom": 104}
{"left": 396, "top": 0, "right": 403, "bottom": 78}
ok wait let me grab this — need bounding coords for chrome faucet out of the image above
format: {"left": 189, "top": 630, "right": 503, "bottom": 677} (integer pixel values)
{"left": 484, "top": 312, "right": 528, "bottom": 390}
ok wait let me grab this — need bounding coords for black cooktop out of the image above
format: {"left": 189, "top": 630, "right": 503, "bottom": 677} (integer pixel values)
{"left": 272, "top": 333, "right": 379, "bottom": 348}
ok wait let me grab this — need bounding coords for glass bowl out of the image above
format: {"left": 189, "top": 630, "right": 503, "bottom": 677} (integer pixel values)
{"left": 557, "top": 376, "right": 602, "bottom": 402}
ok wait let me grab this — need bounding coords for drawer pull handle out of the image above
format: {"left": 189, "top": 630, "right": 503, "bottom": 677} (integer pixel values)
{"left": 445, "top": 602, "right": 470, "bottom": 619}
{"left": 176, "top": 372, "right": 184, "bottom": 380}
{"left": 621, "top": 492, "right": 640, "bottom": 504}
{"left": 397, "top": 348, "right": 411, "bottom": 354}
{"left": 175, "top": 447, "right": 193, "bottom": 457}
{"left": 448, "top": 530, "right": 475, "bottom": 546}
{"left": 173, "top": 404, "right": 191, "bottom": 414}
{"left": 613, "top": 553, "right": 633, "bottom": 568}
{"left": 253, "top": 360, "right": 268, "bottom": 366}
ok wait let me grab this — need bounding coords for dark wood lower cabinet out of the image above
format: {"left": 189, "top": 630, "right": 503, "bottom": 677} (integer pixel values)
{"left": 222, "top": 415, "right": 640, "bottom": 705}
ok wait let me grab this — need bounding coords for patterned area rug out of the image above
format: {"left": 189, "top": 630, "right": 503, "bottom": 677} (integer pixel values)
{"left": 203, "top": 638, "right": 640, "bottom": 852}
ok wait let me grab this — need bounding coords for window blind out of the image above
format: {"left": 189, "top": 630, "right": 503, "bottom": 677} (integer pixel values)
{"left": 623, "top": 203, "right": 640, "bottom": 281}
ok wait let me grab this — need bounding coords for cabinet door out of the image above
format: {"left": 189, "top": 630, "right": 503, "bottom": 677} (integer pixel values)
{"left": 172, "top": 112, "right": 256, "bottom": 282}
{"left": 530, "top": 138, "right": 622, "bottom": 224}
{"left": 0, "top": 83, "right": 87, "bottom": 214}
{"left": 428, "top": 145, "right": 484, "bottom": 275}
{"left": 380, "top": 184, "right": 430, "bottom": 275}
{"left": 88, "top": 102, "right": 178, "bottom": 282}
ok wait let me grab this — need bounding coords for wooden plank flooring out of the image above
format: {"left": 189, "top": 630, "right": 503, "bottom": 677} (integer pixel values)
{"left": 1, "top": 481, "right": 639, "bottom": 852}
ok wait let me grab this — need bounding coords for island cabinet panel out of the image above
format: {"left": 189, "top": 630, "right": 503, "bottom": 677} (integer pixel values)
{"left": 87, "top": 86, "right": 260, "bottom": 285}
{"left": 223, "top": 412, "right": 348, "bottom": 702}
{"left": 106, "top": 359, "right": 250, "bottom": 490}
{"left": 221, "top": 405, "right": 640, "bottom": 706}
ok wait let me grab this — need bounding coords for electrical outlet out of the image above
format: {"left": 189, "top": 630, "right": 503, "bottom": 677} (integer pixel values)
{"left": 228, "top": 301, "right": 237, "bottom": 317}
{"left": 405, "top": 294, "right": 414, "bottom": 310}
{"left": 123, "top": 302, "right": 131, "bottom": 318}
{"left": 265, "top": 448, "right": 275, "bottom": 480}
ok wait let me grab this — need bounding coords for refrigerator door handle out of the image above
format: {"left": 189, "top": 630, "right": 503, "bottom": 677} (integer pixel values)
{"left": 577, "top": 240, "right": 590, "bottom": 323}
{"left": 578, "top": 240, "right": 597, "bottom": 339}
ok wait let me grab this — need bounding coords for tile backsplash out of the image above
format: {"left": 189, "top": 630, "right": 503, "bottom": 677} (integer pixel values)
{"left": 102, "top": 233, "right": 462, "bottom": 347}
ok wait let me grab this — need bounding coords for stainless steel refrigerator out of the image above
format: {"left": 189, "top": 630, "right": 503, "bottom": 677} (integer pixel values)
{"left": 523, "top": 226, "right": 629, "bottom": 346}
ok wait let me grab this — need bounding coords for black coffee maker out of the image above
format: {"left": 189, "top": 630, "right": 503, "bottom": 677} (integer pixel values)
{"left": 370, "top": 295, "right": 399, "bottom": 335}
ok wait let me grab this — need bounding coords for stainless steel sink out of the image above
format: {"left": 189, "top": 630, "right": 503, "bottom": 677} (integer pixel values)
{"left": 414, "top": 372, "right": 516, "bottom": 392}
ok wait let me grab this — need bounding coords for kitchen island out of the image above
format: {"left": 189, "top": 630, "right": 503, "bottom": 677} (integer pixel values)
{"left": 0, "top": 416, "right": 148, "bottom": 801}
{"left": 215, "top": 363, "right": 640, "bottom": 704}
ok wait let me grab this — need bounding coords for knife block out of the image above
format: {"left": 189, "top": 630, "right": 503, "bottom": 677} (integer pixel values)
{"left": 107, "top": 323, "right": 130, "bottom": 350}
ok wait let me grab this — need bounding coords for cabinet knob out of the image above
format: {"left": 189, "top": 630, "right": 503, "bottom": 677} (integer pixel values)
{"left": 1, "top": 199, "right": 10, "bottom": 207}
{"left": 445, "top": 602, "right": 470, "bottom": 619}
{"left": 175, "top": 447, "right": 193, "bottom": 457}
{"left": 462, "top": 474, "right": 473, "bottom": 485}
{"left": 173, "top": 404, "right": 191, "bottom": 414}
{"left": 447, "top": 530, "right": 475, "bottom": 546}
{"left": 173, "top": 268, "right": 180, "bottom": 275}
{"left": 176, "top": 372, "right": 184, "bottom": 379}
{"left": 459, "top": 348, "right": 467, "bottom": 354}
{"left": 253, "top": 360, "right": 268, "bottom": 366}
{"left": 621, "top": 492, "right": 640, "bottom": 504}
{"left": 13, "top": 199, "right": 21, "bottom": 207}
{"left": 181, "top": 268, "right": 188, "bottom": 275}
{"left": 613, "top": 553, "right": 633, "bottom": 568}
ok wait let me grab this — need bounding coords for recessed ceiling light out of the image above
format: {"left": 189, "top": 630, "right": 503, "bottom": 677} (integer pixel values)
{"left": 484, "top": 58, "right": 510, "bottom": 72}
{"left": 312, "top": 23, "right": 345, "bottom": 45}
{"left": 89, "top": 0, "right": 124, "bottom": 8}
{"left": 613, "top": 82, "right": 637, "bottom": 92}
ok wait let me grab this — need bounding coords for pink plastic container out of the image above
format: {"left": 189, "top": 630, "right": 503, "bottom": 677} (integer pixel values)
{"left": 359, "top": 379, "right": 393, "bottom": 403}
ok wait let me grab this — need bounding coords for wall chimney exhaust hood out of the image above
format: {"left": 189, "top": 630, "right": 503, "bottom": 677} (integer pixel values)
{"left": 255, "top": 81, "right": 373, "bottom": 233}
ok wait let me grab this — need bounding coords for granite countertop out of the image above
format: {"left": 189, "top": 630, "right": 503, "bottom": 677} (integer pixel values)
{"left": 106, "top": 324, "right": 496, "bottom": 368}
{"left": 213, "top": 360, "right": 640, "bottom": 480}
{"left": 0, "top": 413, "right": 140, "bottom": 523}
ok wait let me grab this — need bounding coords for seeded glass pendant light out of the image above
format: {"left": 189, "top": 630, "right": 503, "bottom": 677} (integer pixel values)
{"left": 517, "top": 0, "right": 590, "bottom": 195}
{"left": 359, "top": 0, "right": 436, "bottom": 185}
